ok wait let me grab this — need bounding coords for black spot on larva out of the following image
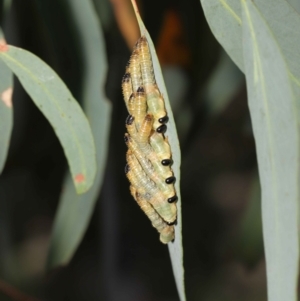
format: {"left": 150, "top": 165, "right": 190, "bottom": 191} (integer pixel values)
{"left": 126, "top": 115, "right": 134, "bottom": 125}
{"left": 129, "top": 93, "right": 134, "bottom": 100}
{"left": 137, "top": 86, "right": 144, "bottom": 93}
{"left": 167, "top": 219, "right": 177, "bottom": 226}
{"left": 124, "top": 134, "right": 129, "bottom": 143}
{"left": 165, "top": 176, "right": 176, "bottom": 184}
{"left": 158, "top": 115, "right": 169, "bottom": 124}
{"left": 122, "top": 73, "right": 130, "bottom": 83}
{"left": 161, "top": 159, "right": 172, "bottom": 166}
{"left": 125, "top": 164, "right": 130, "bottom": 174}
{"left": 168, "top": 195, "right": 178, "bottom": 203}
{"left": 156, "top": 124, "right": 167, "bottom": 134}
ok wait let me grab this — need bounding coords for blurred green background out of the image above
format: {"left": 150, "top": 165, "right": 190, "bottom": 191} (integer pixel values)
{"left": 0, "top": 0, "right": 265, "bottom": 300}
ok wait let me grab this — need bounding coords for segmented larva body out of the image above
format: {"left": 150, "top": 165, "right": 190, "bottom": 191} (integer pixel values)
{"left": 132, "top": 88, "right": 147, "bottom": 129}
{"left": 150, "top": 132, "right": 172, "bottom": 163}
{"left": 137, "top": 36, "right": 156, "bottom": 88}
{"left": 130, "top": 186, "right": 174, "bottom": 244}
{"left": 130, "top": 138, "right": 174, "bottom": 191}
{"left": 126, "top": 149, "right": 177, "bottom": 223}
{"left": 136, "top": 36, "right": 169, "bottom": 131}
{"left": 136, "top": 114, "right": 154, "bottom": 146}
{"left": 126, "top": 149, "right": 156, "bottom": 194}
{"left": 128, "top": 49, "right": 143, "bottom": 93}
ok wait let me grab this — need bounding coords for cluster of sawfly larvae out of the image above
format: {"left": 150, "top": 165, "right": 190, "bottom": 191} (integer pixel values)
{"left": 122, "top": 36, "right": 178, "bottom": 244}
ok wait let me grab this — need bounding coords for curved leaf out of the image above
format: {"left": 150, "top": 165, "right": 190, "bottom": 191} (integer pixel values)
{"left": 0, "top": 44, "right": 96, "bottom": 194}
{"left": 0, "top": 32, "right": 13, "bottom": 174}
{"left": 242, "top": 1, "right": 299, "bottom": 300}
{"left": 47, "top": 0, "right": 111, "bottom": 267}
{"left": 131, "top": 1, "right": 186, "bottom": 301}
{"left": 200, "top": 0, "right": 300, "bottom": 100}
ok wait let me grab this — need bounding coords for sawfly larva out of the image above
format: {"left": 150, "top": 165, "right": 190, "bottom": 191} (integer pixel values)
{"left": 126, "top": 149, "right": 177, "bottom": 224}
{"left": 128, "top": 49, "right": 143, "bottom": 93}
{"left": 136, "top": 36, "right": 169, "bottom": 131}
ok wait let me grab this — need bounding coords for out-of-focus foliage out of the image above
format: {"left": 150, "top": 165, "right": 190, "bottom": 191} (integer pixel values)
{"left": 47, "top": 0, "right": 111, "bottom": 268}
{"left": 0, "top": 29, "right": 13, "bottom": 174}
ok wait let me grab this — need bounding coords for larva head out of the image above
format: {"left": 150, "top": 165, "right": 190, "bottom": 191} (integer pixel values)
{"left": 125, "top": 115, "right": 137, "bottom": 138}
{"left": 159, "top": 226, "right": 175, "bottom": 244}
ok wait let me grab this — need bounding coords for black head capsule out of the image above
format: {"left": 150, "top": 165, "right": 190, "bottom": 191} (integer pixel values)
{"left": 165, "top": 176, "right": 176, "bottom": 184}
{"left": 156, "top": 124, "right": 167, "bottom": 134}
{"left": 122, "top": 72, "right": 130, "bottom": 83}
{"left": 168, "top": 195, "right": 178, "bottom": 203}
{"left": 124, "top": 164, "right": 130, "bottom": 174}
{"left": 126, "top": 114, "right": 134, "bottom": 125}
{"left": 137, "top": 86, "right": 144, "bottom": 93}
{"left": 161, "top": 159, "right": 173, "bottom": 166}
{"left": 158, "top": 115, "right": 169, "bottom": 124}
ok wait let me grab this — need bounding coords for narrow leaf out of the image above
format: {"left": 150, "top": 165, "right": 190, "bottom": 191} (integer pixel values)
{"left": 242, "top": 1, "right": 299, "bottom": 301}
{"left": 0, "top": 33, "right": 13, "bottom": 174}
{"left": 47, "top": 0, "right": 111, "bottom": 267}
{"left": 131, "top": 1, "right": 186, "bottom": 301}
{"left": 200, "top": 0, "right": 300, "bottom": 101}
{"left": 0, "top": 44, "right": 96, "bottom": 194}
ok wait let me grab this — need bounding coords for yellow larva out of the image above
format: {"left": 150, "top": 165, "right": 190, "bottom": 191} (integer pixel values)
{"left": 126, "top": 149, "right": 177, "bottom": 223}
{"left": 130, "top": 186, "right": 174, "bottom": 244}
{"left": 136, "top": 36, "right": 156, "bottom": 87}
{"left": 133, "top": 89, "right": 147, "bottom": 129}
{"left": 128, "top": 49, "right": 142, "bottom": 93}
{"left": 136, "top": 36, "right": 169, "bottom": 132}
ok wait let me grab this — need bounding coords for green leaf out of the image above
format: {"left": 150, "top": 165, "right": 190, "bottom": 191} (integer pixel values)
{"left": 242, "top": 1, "right": 299, "bottom": 300}
{"left": 131, "top": 1, "right": 186, "bottom": 300}
{"left": 200, "top": 0, "right": 243, "bottom": 71}
{"left": 0, "top": 34, "right": 13, "bottom": 174}
{"left": 47, "top": 0, "right": 111, "bottom": 267}
{"left": 200, "top": 0, "right": 300, "bottom": 102}
{"left": 0, "top": 44, "right": 96, "bottom": 194}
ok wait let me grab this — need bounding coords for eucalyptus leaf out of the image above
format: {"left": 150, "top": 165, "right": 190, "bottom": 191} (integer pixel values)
{"left": 131, "top": 1, "right": 186, "bottom": 300}
{"left": 47, "top": 0, "right": 111, "bottom": 267}
{"left": 200, "top": 0, "right": 300, "bottom": 102}
{"left": 0, "top": 34, "right": 12, "bottom": 174}
{"left": 0, "top": 45, "right": 96, "bottom": 194}
{"left": 242, "top": 1, "right": 299, "bottom": 301}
